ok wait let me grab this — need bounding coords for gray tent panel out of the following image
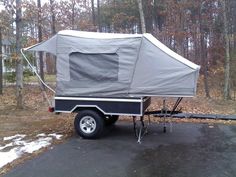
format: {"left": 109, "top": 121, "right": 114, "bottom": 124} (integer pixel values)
{"left": 55, "top": 35, "right": 141, "bottom": 96}
{"left": 27, "top": 35, "right": 57, "bottom": 55}
{"left": 25, "top": 30, "right": 200, "bottom": 97}
{"left": 130, "top": 37, "right": 199, "bottom": 97}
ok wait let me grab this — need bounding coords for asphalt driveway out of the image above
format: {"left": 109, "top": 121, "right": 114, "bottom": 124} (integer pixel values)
{"left": 3, "top": 121, "right": 236, "bottom": 177}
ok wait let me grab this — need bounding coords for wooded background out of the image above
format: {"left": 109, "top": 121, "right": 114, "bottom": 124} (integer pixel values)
{"left": 0, "top": 0, "right": 235, "bottom": 108}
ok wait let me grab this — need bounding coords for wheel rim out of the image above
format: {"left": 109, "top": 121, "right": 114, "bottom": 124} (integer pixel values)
{"left": 79, "top": 116, "right": 96, "bottom": 134}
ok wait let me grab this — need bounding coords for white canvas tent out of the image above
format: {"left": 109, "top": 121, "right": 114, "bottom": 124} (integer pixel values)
{"left": 25, "top": 30, "right": 200, "bottom": 97}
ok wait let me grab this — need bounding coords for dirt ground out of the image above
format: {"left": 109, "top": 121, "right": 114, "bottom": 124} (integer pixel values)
{"left": 0, "top": 86, "right": 74, "bottom": 140}
{"left": 1, "top": 85, "right": 236, "bottom": 174}
{"left": 0, "top": 86, "right": 75, "bottom": 174}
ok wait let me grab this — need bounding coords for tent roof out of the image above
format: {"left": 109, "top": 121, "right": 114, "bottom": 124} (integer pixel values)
{"left": 58, "top": 30, "right": 143, "bottom": 39}
{"left": 25, "top": 30, "right": 200, "bottom": 70}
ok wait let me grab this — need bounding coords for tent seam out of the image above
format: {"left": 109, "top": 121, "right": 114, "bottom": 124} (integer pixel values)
{"left": 127, "top": 36, "right": 144, "bottom": 95}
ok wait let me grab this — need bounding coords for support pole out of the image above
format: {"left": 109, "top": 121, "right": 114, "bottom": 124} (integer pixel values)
{"left": 162, "top": 99, "right": 167, "bottom": 133}
{"left": 133, "top": 116, "right": 148, "bottom": 144}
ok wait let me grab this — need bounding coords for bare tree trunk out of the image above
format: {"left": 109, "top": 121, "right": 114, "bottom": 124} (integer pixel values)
{"left": 37, "top": 0, "right": 45, "bottom": 90}
{"left": 144, "top": 0, "right": 152, "bottom": 33}
{"left": 16, "top": 0, "right": 23, "bottom": 109}
{"left": 91, "top": 0, "right": 96, "bottom": 27}
{"left": 50, "top": 0, "right": 56, "bottom": 34}
{"left": 49, "top": 0, "right": 56, "bottom": 75}
{"left": 71, "top": 0, "right": 76, "bottom": 30}
{"left": 222, "top": 0, "right": 231, "bottom": 100}
{"left": 97, "top": 0, "right": 102, "bottom": 32}
{"left": 45, "top": 53, "right": 56, "bottom": 74}
{"left": 199, "top": 3, "right": 210, "bottom": 98}
{"left": 201, "top": 34, "right": 210, "bottom": 98}
{"left": 137, "top": 0, "right": 146, "bottom": 33}
{"left": 180, "top": 12, "right": 185, "bottom": 56}
{"left": 0, "top": 27, "right": 2, "bottom": 95}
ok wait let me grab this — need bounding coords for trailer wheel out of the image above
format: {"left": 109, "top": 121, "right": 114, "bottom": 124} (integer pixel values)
{"left": 74, "top": 110, "right": 104, "bottom": 139}
{"left": 105, "top": 115, "right": 119, "bottom": 126}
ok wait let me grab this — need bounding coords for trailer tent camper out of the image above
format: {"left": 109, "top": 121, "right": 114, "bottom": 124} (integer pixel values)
{"left": 24, "top": 30, "right": 200, "bottom": 140}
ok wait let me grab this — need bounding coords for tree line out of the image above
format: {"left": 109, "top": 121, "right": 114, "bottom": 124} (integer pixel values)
{"left": 0, "top": 0, "right": 235, "bottom": 108}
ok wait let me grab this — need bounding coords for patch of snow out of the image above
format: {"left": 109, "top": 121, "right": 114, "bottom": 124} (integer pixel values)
{"left": 13, "top": 136, "right": 27, "bottom": 142}
{"left": 0, "top": 148, "right": 21, "bottom": 168}
{"left": 3, "top": 134, "right": 26, "bottom": 141}
{"left": 209, "top": 125, "right": 214, "bottom": 129}
{"left": 0, "top": 143, "right": 14, "bottom": 151}
{"left": 20, "top": 137, "right": 52, "bottom": 153}
{"left": 36, "top": 133, "right": 46, "bottom": 137}
{"left": 48, "top": 133, "right": 63, "bottom": 140}
{"left": 0, "top": 133, "right": 63, "bottom": 169}
{"left": 13, "top": 139, "right": 26, "bottom": 146}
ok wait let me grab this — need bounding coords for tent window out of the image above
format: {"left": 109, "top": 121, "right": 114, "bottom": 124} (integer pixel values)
{"left": 69, "top": 52, "right": 119, "bottom": 81}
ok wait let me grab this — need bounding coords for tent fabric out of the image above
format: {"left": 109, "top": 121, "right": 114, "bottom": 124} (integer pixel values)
{"left": 25, "top": 30, "right": 200, "bottom": 97}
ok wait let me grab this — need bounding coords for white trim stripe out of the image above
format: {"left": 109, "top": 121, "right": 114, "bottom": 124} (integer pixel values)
{"left": 55, "top": 105, "right": 142, "bottom": 116}
{"left": 58, "top": 30, "right": 142, "bottom": 39}
{"left": 54, "top": 97, "right": 143, "bottom": 103}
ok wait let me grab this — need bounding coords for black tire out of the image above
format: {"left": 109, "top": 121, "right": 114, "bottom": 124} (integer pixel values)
{"left": 105, "top": 115, "right": 119, "bottom": 126}
{"left": 74, "top": 110, "right": 105, "bottom": 139}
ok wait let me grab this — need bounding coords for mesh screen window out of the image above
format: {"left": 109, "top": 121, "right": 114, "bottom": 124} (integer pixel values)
{"left": 69, "top": 52, "right": 119, "bottom": 81}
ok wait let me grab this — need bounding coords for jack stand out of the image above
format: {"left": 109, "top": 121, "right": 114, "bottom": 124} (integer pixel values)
{"left": 133, "top": 116, "right": 138, "bottom": 137}
{"left": 162, "top": 99, "right": 167, "bottom": 133}
{"left": 147, "top": 114, "right": 151, "bottom": 133}
{"left": 169, "top": 120, "right": 173, "bottom": 132}
{"left": 133, "top": 116, "right": 147, "bottom": 144}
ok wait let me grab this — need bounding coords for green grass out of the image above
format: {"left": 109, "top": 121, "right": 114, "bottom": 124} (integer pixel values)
{"left": 24, "top": 74, "right": 56, "bottom": 82}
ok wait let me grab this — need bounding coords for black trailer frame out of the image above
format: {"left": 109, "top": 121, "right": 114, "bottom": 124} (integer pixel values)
{"left": 53, "top": 96, "right": 183, "bottom": 143}
{"left": 55, "top": 96, "right": 151, "bottom": 116}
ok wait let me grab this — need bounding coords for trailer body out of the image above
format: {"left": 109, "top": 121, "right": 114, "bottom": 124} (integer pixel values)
{"left": 55, "top": 96, "right": 151, "bottom": 116}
